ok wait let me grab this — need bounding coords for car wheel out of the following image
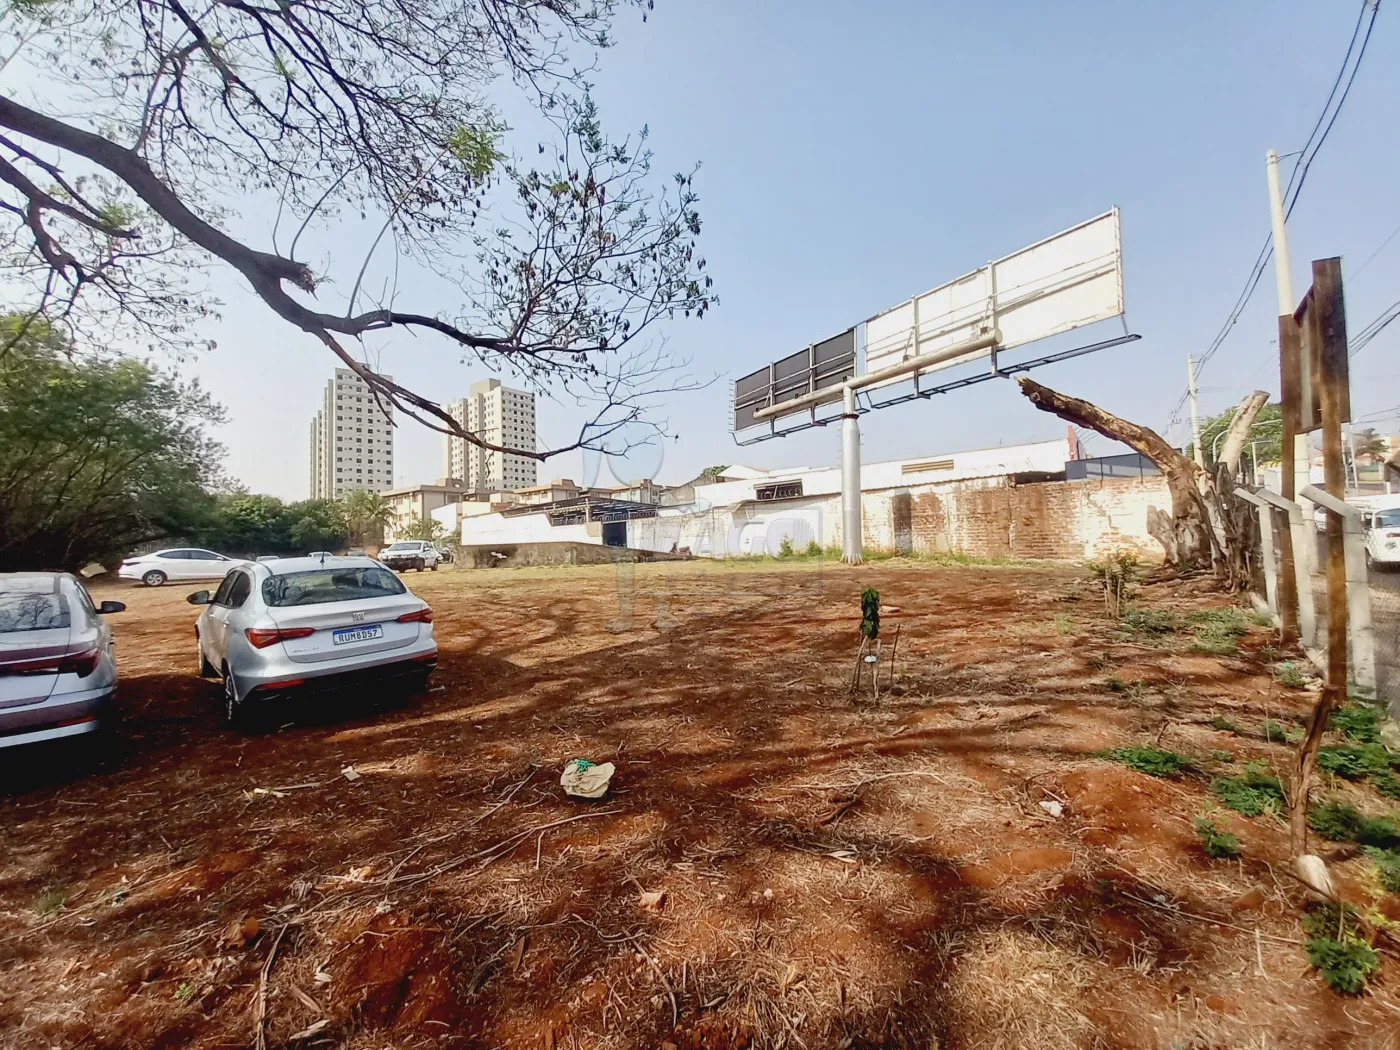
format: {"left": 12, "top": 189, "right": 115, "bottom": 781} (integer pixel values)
{"left": 142, "top": 569, "right": 167, "bottom": 587}
{"left": 429, "top": 561, "right": 437, "bottom": 571}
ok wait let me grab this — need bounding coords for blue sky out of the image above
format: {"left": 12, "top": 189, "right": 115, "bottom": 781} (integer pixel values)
{"left": 186, "top": 0, "right": 1400, "bottom": 497}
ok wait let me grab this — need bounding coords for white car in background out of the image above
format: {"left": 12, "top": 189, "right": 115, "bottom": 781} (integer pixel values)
{"left": 118, "top": 548, "right": 240, "bottom": 587}
{"left": 1364, "top": 506, "right": 1400, "bottom": 569}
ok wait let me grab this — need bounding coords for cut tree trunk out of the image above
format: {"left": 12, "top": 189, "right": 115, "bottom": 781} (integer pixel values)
{"left": 1018, "top": 377, "right": 1212, "bottom": 570}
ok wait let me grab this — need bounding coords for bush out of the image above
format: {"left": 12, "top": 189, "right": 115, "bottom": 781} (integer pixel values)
{"left": 1088, "top": 549, "right": 1139, "bottom": 619}
{"left": 1212, "top": 761, "right": 1285, "bottom": 817}
{"left": 778, "top": 536, "right": 794, "bottom": 558}
{"left": 804, "top": 539, "right": 822, "bottom": 557}
{"left": 1194, "top": 817, "right": 1242, "bottom": 859}
{"left": 1102, "top": 746, "right": 1189, "bottom": 778}
{"left": 1275, "top": 662, "right": 1307, "bottom": 688}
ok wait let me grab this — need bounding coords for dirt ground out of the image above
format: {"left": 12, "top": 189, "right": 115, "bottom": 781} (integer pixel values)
{"left": 2, "top": 559, "right": 1399, "bottom": 1050}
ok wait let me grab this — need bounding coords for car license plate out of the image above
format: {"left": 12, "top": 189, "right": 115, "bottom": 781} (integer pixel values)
{"left": 332, "top": 624, "right": 383, "bottom": 645}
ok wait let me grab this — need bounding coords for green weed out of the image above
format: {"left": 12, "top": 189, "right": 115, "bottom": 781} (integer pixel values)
{"left": 1305, "top": 936, "right": 1379, "bottom": 995}
{"left": 1329, "top": 704, "right": 1382, "bottom": 744}
{"left": 1105, "top": 677, "right": 1127, "bottom": 693}
{"left": 1053, "top": 613, "right": 1077, "bottom": 635}
{"left": 1274, "top": 662, "right": 1307, "bottom": 688}
{"left": 1209, "top": 715, "right": 1241, "bottom": 733}
{"left": 1117, "top": 608, "right": 1177, "bottom": 636}
{"left": 1317, "top": 745, "right": 1396, "bottom": 781}
{"left": 1101, "top": 746, "right": 1189, "bottom": 778}
{"left": 1250, "top": 610, "right": 1276, "bottom": 628}
{"left": 1194, "top": 817, "right": 1242, "bottom": 859}
{"left": 34, "top": 888, "right": 66, "bottom": 916}
{"left": 1364, "top": 847, "right": 1400, "bottom": 895}
{"left": 1306, "top": 800, "right": 1400, "bottom": 849}
{"left": 1210, "top": 749, "right": 1235, "bottom": 763}
{"left": 1212, "top": 761, "right": 1285, "bottom": 817}
{"left": 1302, "top": 903, "right": 1378, "bottom": 994}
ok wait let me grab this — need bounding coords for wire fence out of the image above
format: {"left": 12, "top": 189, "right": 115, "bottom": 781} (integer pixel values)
{"left": 1370, "top": 575, "right": 1400, "bottom": 713}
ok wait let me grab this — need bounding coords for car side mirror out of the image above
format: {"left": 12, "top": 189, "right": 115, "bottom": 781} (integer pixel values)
{"left": 98, "top": 600, "right": 126, "bottom": 614}
{"left": 187, "top": 590, "right": 212, "bottom": 605}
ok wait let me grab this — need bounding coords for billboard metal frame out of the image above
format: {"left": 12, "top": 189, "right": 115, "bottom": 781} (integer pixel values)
{"left": 724, "top": 208, "right": 1136, "bottom": 564}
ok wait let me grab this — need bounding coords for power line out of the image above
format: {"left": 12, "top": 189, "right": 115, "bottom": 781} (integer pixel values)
{"left": 1168, "top": 0, "right": 1381, "bottom": 427}
{"left": 1353, "top": 217, "right": 1400, "bottom": 279}
{"left": 1349, "top": 296, "right": 1400, "bottom": 358}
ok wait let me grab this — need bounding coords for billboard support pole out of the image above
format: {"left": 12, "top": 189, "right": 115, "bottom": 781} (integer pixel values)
{"left": 841, "top": 386, "right": 863, "bottom": 565}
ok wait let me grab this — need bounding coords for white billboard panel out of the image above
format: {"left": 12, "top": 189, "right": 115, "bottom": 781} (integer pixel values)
{"left": 863, "top": 209, "right": 1123, "bottom": 387}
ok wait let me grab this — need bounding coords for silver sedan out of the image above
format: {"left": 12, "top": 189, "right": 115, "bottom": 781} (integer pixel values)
{"left": 0, "top": 572, "right": 125, "bottom": 750}
{"left": 189, "top": 555, "right": 437, "bottom": 726}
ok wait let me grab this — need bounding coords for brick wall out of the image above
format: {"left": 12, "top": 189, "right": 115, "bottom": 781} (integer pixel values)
{"left": 895, "top": 475, "right": 1170, "bottom": 560}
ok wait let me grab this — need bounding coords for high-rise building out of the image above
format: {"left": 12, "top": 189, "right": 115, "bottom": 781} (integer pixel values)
{"left": 444, "top": 379, "right": 537, "bottom": 491}
{"left": 308, "top": 368, "right": 395, "bottom": 499}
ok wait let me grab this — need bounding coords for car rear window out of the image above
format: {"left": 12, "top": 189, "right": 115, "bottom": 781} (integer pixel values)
{"left": 262, "top": 568, "right": 406, "bottom": 607}
{"left": 0, "top": 592, "right": 70, "bottom": 632}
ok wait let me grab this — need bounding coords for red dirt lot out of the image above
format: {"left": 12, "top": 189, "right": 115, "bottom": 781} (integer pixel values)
{"left": 1, "top": 560, "right": 1398, "bottom": 1049}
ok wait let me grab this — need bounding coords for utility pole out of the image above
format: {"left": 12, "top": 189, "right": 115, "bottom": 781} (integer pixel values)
{"left": 1265, "top": 149, "right": 1302, "bottom": 644}
{"left": 1188, "top": 355, "right": 1205, "bottom": 468}
{"left": 1268, "top": 149, "right": 1317, "bottom": 577}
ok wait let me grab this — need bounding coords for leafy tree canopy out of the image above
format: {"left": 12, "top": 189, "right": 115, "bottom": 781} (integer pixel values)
{"left": 0, "top": 314, "right": 224, "bottom": 570}
{"left": 1193, "top": 402, "right": 1284, "bottom": 467}
{"left": 0, "top": 0, "right": 713, "bottom": 463}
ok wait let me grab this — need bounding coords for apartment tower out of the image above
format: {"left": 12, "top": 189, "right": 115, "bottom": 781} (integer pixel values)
{"left": 308, "top": 368, "right": 395, "bottom": 499}
{"left": 444, "top": 379, "right": 537, "bottom": 491}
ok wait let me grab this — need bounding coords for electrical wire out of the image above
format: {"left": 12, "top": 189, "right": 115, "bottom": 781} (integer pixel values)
{"left": 1349, "top": 296, "right": 1400, "bottom": 358}
{"left": 1166, "top": 0, "right": 1381, "bottom": 427}
{"left": 1352, "top": 217, "right": 1400, "bottom": 280}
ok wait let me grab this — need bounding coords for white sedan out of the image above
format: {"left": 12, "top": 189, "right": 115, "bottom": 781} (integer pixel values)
{"left": 1365, "top": 507, "right": 1400, "bottom": 569}
{"left": 119, "top": 548, "right": 239, "bottom": 587}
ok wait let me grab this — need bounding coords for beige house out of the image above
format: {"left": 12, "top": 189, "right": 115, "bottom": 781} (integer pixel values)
{"left": 384, "top": 479, "right": 470, "bottom": 539}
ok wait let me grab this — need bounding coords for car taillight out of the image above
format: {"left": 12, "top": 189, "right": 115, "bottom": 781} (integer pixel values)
{"left": 397, "top": 607, "right": 433, "bottom": 624}
{"left": 0, "top": 647, "right": 100, "bottom": 678}
{"left": 245, "top": 626, "right": 316, "bottom": 649}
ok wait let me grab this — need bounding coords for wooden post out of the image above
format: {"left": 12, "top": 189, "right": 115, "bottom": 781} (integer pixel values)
{"left": 1289, "top": 258, "right": 1351, "bottom": 858}
{"left": 1275, "top": 315, "right": 1301, "bottom": 645}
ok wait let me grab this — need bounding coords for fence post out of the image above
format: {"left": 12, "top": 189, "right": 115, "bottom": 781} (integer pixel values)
{"left": 1253, "top": 489, "right": 1318, "bottom": 648}
{"left": 1235, "top": 491, "right": 1278, "bottom": 617}
{"left": 1303, "top": 484, "right": 1377, "bottom": 701}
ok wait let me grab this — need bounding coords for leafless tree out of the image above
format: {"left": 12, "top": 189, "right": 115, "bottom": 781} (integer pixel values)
{"left": 0, "top": 0, "right": 714, "bottom": 459}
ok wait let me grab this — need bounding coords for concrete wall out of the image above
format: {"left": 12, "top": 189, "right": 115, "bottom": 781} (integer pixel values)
{"left": 628, "top": 474, "right": 1171, "bottom": 561}
{"left": 458, "top": 542, "right": 686, "bottom": 569}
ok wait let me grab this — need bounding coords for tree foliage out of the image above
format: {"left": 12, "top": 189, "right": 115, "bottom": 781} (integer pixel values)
{"left": 1193, "top": 403, "right": 1283, "bottom": 467}
{"left": 0, "top": 0, "right": 714, "bottom": 461}
{"left": 197, "top": 493, "right": 348, "bottom": 556}
{"left": 396, "top": 515, "right": 446, "bottom": 543}
{"left": 342, "top": 488, "right": 394, "bottom": 547}
{"left": 0, "top": 315, "right": 224, "bottom": 570}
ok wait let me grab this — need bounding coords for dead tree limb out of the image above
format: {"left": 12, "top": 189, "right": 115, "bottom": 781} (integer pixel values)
{"left": 1218, "top": 390, "right": 1270, "bottom": 477}
{"left": 1017, "top": 377, "right": 1212, "bottom": 570}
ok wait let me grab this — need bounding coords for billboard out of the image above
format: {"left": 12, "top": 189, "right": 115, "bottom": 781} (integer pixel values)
{"left": 732, "top": 327, "right": 855, "bottom": 432}
{"left": 862, "top": 209, "right": 1123, "bottom": 388}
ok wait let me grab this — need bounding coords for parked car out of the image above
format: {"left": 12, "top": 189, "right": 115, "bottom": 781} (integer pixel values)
{"left": 119, "top": 548, "right": 240, "bottom": 587}
{"left": 1364, "top": 507, "right": 1400, "bottom": 569}
{"left": 0, "top": 572, "right": 125, "bottom": 750}
{"left": 378, "top": 540, "right": 441, "bottom": 572}
{"left": 189, "top": 555, "right": 437, "bottom": 726}
{"left": 435, "top": 545, "right": 455, "bottom": 564}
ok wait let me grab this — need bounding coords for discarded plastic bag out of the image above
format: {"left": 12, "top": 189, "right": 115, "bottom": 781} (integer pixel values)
{"left": 560, "top": 758, "right": 615, "bottom": 799}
